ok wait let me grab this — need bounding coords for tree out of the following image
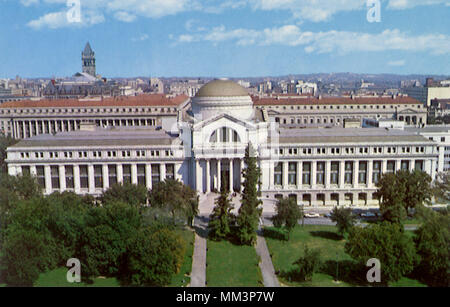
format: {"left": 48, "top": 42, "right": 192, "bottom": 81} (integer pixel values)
{"left": 433, "top": 171, "right": 450, "bottom": 203}
{"left": 236, "top": 143, "right": 263, "bottom": 245}
{"left": 0, "top": 197, "right": 60, "bottom": 286}
{"left": 148, "top": 179, "right": 198, "bottom": 226}
{"left": 414, "top": 209, "right": 450, "bottom": 287}
{"left": 345, "top": 222, "right": 418, "bottom": 285}
{"left": 125, "top": 225, "right": 185, "bottom": 286}
{"left": 208, "top": 174, "right": 235, "bottom": 241}
{"left": 100, "top": 182, "right": 148, "bottom": 208}
{"left": 376, "top": 170, "right": 432, "bottom": 224}
{"left": 77, "top": 201, "right": 141, "bottom": 278}
{"left": 272, "top": 197, "right": 303, "bottom": 240}
{"left": 0, "top": 135, "right": 18, "bottom": 175}
{"left": 329, "top": 206, "right": 357, "bottom": 237}
{"left": 0, "top": 174, "right": 43, "bottom": 241}
{"left": 292, "top": 245, "right": 322, "bottom": 282}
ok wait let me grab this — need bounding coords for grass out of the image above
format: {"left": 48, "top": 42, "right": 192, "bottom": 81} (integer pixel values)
{"left": 30, "top": 227, "right": 195, "bottom": 287}
{"left": 206, "top": 239, "right": 263, "bottom": 287}
{"left": 35, "top": 268, "right": 120, "bottom": 287}
{"left": 264, "top": 225, "right": 426, "bottom": 287}
{"left": 169, "top": 228, "right": 194, "bottom": 287}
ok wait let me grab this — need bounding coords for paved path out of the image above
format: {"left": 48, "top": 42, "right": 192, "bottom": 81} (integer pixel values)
{"left": 255, "top": 227, "right": 280, "bottom": 287}
{"left": 189, "top": 215, "right": 209, "bottom": 287}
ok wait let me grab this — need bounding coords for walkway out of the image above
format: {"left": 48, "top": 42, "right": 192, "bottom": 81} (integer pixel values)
{"left": 189, "top": 215, "right": 209, "bottom": 287}
{"left": 255, "top": 227, "right": 280, "bottom": 287}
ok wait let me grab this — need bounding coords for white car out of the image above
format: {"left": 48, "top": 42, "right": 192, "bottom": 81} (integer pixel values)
{"left": 304, "top": 213, "right": 320, "bottom": 218}
{"left": 360, "top": 212, "right": 376, "bottom": 217}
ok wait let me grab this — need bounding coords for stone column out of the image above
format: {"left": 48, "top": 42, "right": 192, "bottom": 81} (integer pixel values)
{"left": 229, "top": 159, "right": 233, "bottom": 192}
{"left": 59, "top": 165, "right": 66, "bottom": 192}
{"left": 28, "top": 121, "right": 32, "bottom": 138}
{"left": 382, "top": 159, "right": 387, "bottom": 174}
{"left": 311, "top": 161, "right": 317, "bottom": 189}
{"left": 145, "top": 164, "right": 152, "bottom": 190}
{"left": 367, "top": 160, "right": 373, "bottom": 188}
{"left": 297, "top": 161, "right": 302, "bottom": 188}
{"left": 396, "top": 159, "right": 402, "bottom": 172}
{"left": 325, "top": 160, "right": 331, "bottom": 189}
{"left": 268, "top": 161, "right": 274, "bottom": 190}
{"left": 217, "top": 160, "right": 221, "bottom": 192}
{"left": 409, "top": 159, "right": 415, "bottom": 172}
{"left": 30, "top": 165, "right": 37, "bottom": 176}
{"left": 22, "top": 121, "right": 26, "bottom": 139}
{"left": 102, "top": 164, "right": 109, "bottom": 190}
{"left": 160, "top": 163, "right": 166, "bottom": 181}
{"left": 353, "top": 161, "right": 359, "bottom": 188}
{"left": 339, "top": 161, "right": 345, "bottom": 188}
{"left": 88, "top": 165, "right": 95, "bottom": 193}
{"left": 282, "top": 161, "right": 288, "bottom": 189}
{"left": 74, "top": 165, "right": 80, "bottom": 194}
{"left": 117, "top": 164, "right": 123, "bottom": 184}
{"left": 206, "top": 159, "right": 211, "bottom": 193}
{"left": 240, "top": 159, "right": 245, "bottom": 193}
{"left": 44, "top": 165, "right": 52, "bottom": 194}
{"left": 175, "top": 163, "right": 181, "bottom": 181}
{"left": 196, "top": 160, "right": 201, "bottom": 192}
{"left": 131, "top": 164, "right": 138, "bottom": 185}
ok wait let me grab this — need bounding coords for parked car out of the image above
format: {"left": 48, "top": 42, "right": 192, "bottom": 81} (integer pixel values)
{"left": 360, "top": 212, "right": 376, "bottom": 218}
{"left": 324, "top": 212, "right": 332, "bottom": 218}
{"left": 304, "top": 212, "right": 320, "bottom": 218}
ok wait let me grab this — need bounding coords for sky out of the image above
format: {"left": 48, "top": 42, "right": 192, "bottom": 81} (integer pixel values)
{"left": 0, "top": 0, "right": 449, "bottom": 78}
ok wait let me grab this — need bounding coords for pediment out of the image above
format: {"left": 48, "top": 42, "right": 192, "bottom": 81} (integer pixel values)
{"left": 193, "top": 112, "right": 257, "bottom": 130}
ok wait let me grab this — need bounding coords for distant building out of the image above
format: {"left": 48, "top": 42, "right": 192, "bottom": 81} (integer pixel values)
{"left": 403, "top": 78, "right": 450, "bottom": 107}
{"left": 429, "top": 99, "right": 450, "bottom": 118}
{"left": 406, "top": 125, "right": 450, "bottom": 173}
{"left": 82, "top": 42, "right": 96, "bottom": 77}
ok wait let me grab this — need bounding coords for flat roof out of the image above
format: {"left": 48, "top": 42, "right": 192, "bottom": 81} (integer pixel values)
{"left": 10, "top": 127, "right": 180, "bottom": 148}
{"left": 253, "top": 96, "right": 421, "bottom": 106}
{"left": 0, "top": 94, "right": 189, "bottom": 109}
{"left": 405, "top": 126, "right": 450, "bottom": 133}
{"left": 274, "top": 127, "right": 433, "bottom": 144}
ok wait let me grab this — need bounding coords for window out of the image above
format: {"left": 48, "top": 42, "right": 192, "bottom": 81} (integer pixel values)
{"left": 123, "top": 165, "right": 131, "bottom": 184}
{"left": 288, "top": 162, "right": 297, "bottom": 185}
{"left": 22, "top": 166, "right": 30, "bottom": 176}
{"left": 274, "top": 163, "right": 282, "bottom": 186}
{"left": 358, "top": 161, "right": 367, "bottom": 184}
{"left": 166, "top": 164, "right": 175, "bottom": 180}
{"left": 137, "top": 164, "right": 146, "bottom": 186}
{"left": 316, "top": 162, "right": 325, "bottom": 185}
{"left": 344, "top": 162, "right": 353, "bottom": 184}
{"left": 151, "top": 164, "right": 160, "bottom": 186}
{"left": 386, "top": 161, "right": 395, "bottom": 173}
{"left": 331, "top": 162, "right": 339, "bottom": 185}
{"left": 302, "top": 162, "right": 311, "bottom": 185}
{"left": 65, "top": 166, "right": 74, "bottom": 189}
{"left": 373, "top": 161, "right": 382, "bottom": 184}
{"left": 108, "top": 165, "right": 117, "bottom": 185}
{"left": 401, "top": 160, "right": 410, "bottom": 170}
{"left": 80, "top": 165, "right": 88, "bottom": 189}
{"left": 36, "top": 166, "right": 45, "bottom": 188}
{"left": 415, "top": 160, "right": 424, "bottom": 171}
{"left": 94, "top": 165, "right": 103, "bottom": 188}
{"left": 51, "top": 166, "right": 59, "bottom": 190}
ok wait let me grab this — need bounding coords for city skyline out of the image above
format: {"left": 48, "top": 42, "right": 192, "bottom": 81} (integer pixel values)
{"left": 0, "top": 0, "right": 449, "bottom": 78}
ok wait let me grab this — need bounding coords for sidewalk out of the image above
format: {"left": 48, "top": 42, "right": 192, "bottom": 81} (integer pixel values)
{"left": 189, "top": 215, "right": 209, "bottom": 287}
{"left": 255, "top": 227, "right": 280, "bottom": 287}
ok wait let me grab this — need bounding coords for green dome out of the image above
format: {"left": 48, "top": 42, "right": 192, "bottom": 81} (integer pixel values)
{"left": 195, "top": 80, "right": 249, "bottom": 97}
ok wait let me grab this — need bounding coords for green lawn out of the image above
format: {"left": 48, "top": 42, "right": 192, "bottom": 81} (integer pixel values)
{"left": 264, "top": 225, "right": 426, "bottom": 287}
{"left": 35, "top": 268, "right": 120, "bottom": 287}
{"left": 206, "top": 239, "right": 263, "bottom": 287}
{"left": 31, "top": 228, "right": 195, "bottom": 287}
{"left": 170, "top": 228, "right": 194, "bottom": 287}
